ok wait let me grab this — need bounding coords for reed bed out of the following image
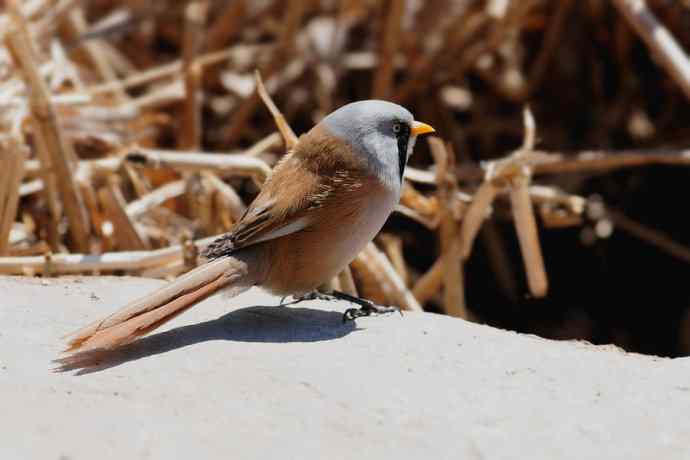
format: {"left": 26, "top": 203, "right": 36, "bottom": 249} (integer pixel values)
{"left": 1, "top": 0, "right": 690, "bottom": 356}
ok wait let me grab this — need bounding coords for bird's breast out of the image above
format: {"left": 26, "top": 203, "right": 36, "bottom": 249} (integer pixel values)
{"left": 262, "top": 180, "right": 398, "bottom": 295}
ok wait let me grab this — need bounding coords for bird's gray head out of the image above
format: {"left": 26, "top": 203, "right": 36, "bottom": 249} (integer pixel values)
{"left": 321, "top": 100, "right": 434, "bottom": 191}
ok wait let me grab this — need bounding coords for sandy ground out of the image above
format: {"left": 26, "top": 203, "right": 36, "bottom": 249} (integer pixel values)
{"left": 1, "top": 275, "right": 689, "bottom": 460}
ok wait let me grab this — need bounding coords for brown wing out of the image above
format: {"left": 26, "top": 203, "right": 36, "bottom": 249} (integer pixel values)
{"left": 202, "top": 126, "right": 367, "bottom": 259}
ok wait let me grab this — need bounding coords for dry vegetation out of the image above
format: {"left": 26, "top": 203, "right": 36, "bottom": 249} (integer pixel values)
{"left": 1, "top": 0, "right": 690, "bottom": 356}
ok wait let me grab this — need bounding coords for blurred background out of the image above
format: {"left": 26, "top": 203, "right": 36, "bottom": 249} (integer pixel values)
{"left": 1, "top": 0, "right": 690, "bottom": 357}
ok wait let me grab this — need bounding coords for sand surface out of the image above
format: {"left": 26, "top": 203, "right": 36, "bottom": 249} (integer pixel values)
{"left": 1, "top": 275, "right": 689, "bottom": 459}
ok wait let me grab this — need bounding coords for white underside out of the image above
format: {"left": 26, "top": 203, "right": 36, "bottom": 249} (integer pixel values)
{"left": 330, "top": 187, "right": 399, "bottom": 273}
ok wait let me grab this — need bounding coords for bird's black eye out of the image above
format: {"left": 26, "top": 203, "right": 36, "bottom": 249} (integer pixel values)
{"left": 392, "top": 123, "right": 402, "bottom": 134}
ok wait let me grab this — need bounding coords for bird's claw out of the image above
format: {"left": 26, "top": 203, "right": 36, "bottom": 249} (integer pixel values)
{"left": 342, "top": 303, "right": 401, "bottom": 323}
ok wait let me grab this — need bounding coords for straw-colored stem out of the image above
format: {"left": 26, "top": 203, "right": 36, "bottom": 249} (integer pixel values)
{"left": 459, "top": 181, "right": 498, "bottom": 260}
{"left": 180, "top": 0, "right": 209, "bottom": 150}
{"left": 354, "top": 243, "right": 423, "bottom": 312}
{"left": 456, "top": 148, "right": 690, "bottom": 183}
{"left": 19, "top": 179, "right": 43, "bottom": 197}
{"left": 337, "top": 265, "right": 359, "bottom": 297}
{"left": 245, "top": 132, "right": 283, "bottom": 158}
{"left": 126, "top": 180, "right": 186, "bottom": 219}
{"left": 27, "top": 137, "right": 281, "bottom": 182}
{"left": 202, "top": 172, "right": 246, "bottom": 222}
{"left": 255, "top": 71, "right": 298, "bottom": 150}
{"left": 403, "top": 166, "right": 437, "bottom": 185}
{"left": 6, "top": 7, "right": 90, "bottom": 252}
{"left": 206, "top": 0, "right": 246, "bottom": 51}
{"left": 378, "top": 233, "right": 408, "bottom": 286}
{"left": 185, "top": 173, "right": 215, "bottom": 235}
{"left": 0, "top": 235, "right": 220, "bottom": 275}
{"left": 509, "top": 173, "right": 548, "bottom": 298}
{"left": 400, "top": 181, "right": 439, "bottom": 216}
{"left": 612, "top": 0, "right": 690, "bottom": 101}
{"left": 0, "top": 150, "right": 11, "bottom": 239}
{"left": 372, "top": 0, "right": 403, "bottom": 99}
{"left": 412, "top": 258, "right": 443, "bottom": 305}
{"left": 223, "top": 1, "right": 306, "bottom": 144}
{"left": 78, "top": 181, "right": 105, "bottom": 243}
{"left": 609, "top": 210, "right": 690, "bottom": 265}
{"left": 429, "top": 137, "right": 467, "bottom": 318}
{"left": 98, "top": 182, "right": 149, "bottom": 251}
{"left": 394, "top": 204, "right": 440, "bottom": 230}
{"left": 67, "top": 8, "right": 128, "bottom": 102}
{"left": 80, "top": 42, "right": 253, "bottom": 97}
{"left": 0, "top": 140, "right": 26, "bottom": 255}
{"left": 126, "top": 148, "right": 271, "bottom": 186}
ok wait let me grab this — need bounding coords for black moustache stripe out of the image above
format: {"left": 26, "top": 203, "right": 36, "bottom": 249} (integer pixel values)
{"left": 397, "top": 125, "right": 410, "bottom": 182}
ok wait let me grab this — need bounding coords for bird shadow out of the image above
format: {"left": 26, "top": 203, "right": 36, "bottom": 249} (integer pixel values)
{"left": 54, "top": 305, "right": 356, "bottom": 375}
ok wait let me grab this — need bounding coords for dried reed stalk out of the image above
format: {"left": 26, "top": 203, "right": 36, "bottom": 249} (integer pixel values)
{"left": 98, "top": 181, "right": 149, "bottom": 251}
{"left": 612, "top": 0, "right": 690, "bottom": 101}
{"left": 80, "top": 46, "right": 243, "bottom": 97}
{"left": 400, "top": 182, "right": 439, "bottom": 216}
{"left": 126, "top": 148, "right": 271, "bottom": 186}
{"left": 26, "top": 138, "right": 281, "bottom": 183}
{"left": 67, "top": 7, "right": 151, "bottom": 206}
{"left": 5, "top": 5, "right": 90, "bottom": 252}
{"left": 456, "top": 148, "right": 690, "bottom": 182}
{"left": 412, "top": 258, "right": 443, "bottom": 305}
{"left": 67, "top": 8, "right": 127, "bottom": 102}
{"left": 245, "top": 132, "right": 283, "bottom": 157}
{"left": 372, "top": 0, "right": 404, "bottom": 99}
{"left": 78, "top": 181, "right": 108, "bottom": 249}
{"left": 125, "top": 180, "right": 186, "bottom": 219}
{"left": 19, "top": 179, "right": 43, "bottom": 197}
{"left": 403, "top": 166, "right": 437, "bottom": 185}
{"left": 0, "top": 139, "right": 26, "bottom": 255}
{"left": 0, "top": 147, "right": 11, "bottom": 227}
{"left": 0, "top": 235, "right": 219, "bottom": 276}
{"left": 223, "top": 1, "right": 307, "bottom": 144}
{"left": 429, "top": 137, "right": 467, "bottom": 317}
{"left": 509, "top": 172, "right": 548, "bottom": 297}
{"left": 394, "top": 204, "right": 439, "bottom": 230}
{"left": 201, "top": 171, "right": 246, "bottom": 222}
{"left": 353, "top": 242, "right": 423, "bottom": 312}
{"left": 459, "top": 181, "right": 498, "bottom": 260}
{"left": 206, "top": 0, "right": 246, "bottom": 51}
{"left": 255, "top": 71, "right": 298, "bottom": 150}
{"left": 378, "top": 233, "right": 408, "bottom": 286}
{"left": 609, "top": 210, "right": 690, "bottom": 265}
{"left": 186, "top": 173, "right": 216, "bottom": 235}
{"left": 180, "top": 0, "right": 209, "bottom": 150}
{"left": 507, "top": 108, "right": 548, "bottom": 298}
{"left": 337, "top": 266, "right": 359, "bottom": 297}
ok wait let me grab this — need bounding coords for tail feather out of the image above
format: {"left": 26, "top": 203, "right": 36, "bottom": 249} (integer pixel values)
{"left": 63, "top": 255, "right": 259, "bottom": 354}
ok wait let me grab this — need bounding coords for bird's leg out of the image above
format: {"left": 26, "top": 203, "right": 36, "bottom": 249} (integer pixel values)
{"left": 290, "top": 291, "right": 336, "bottom": 303}
{"left": 288, "top": 290, "right": 400, "bottom": 321}
{"left": 331, "top": 291, "right": 401, "bottom": 322}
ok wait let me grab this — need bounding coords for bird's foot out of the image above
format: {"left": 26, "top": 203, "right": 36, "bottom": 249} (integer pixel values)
{"left": 333, "top": 291, "right": 401, "bottom": 322}
{"left": 286, "top": 290, "right": 400, "bottom": 321}
{"left": 342, "top": 304, "right": 401, "bottom": 322}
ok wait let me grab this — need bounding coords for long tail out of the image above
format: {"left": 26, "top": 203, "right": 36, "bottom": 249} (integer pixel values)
{"left": 63, "top": 252, "right": 261, "bottom": 354}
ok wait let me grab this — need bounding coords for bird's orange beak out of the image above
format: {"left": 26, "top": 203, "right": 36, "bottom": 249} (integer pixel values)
{"left": 411, "top": 121, "right": 435, "bottom": 136}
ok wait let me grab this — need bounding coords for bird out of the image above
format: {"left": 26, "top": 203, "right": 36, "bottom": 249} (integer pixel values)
{"left": 62, "top": 100, "right": 435, "bottom": 354}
